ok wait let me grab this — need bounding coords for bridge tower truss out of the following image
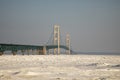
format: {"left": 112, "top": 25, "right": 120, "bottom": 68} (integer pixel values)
{"left": 54, "top": 25, "right": 60, "bottom": 55}
{"left": 66, "top": 33, "right": 71, "bottom": 54}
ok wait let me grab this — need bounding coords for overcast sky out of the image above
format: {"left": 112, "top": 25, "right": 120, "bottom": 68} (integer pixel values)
{"left": 0, "top": 0, "right": 120, "bottom": 52}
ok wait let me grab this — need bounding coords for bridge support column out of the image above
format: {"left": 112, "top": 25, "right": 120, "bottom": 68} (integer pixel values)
{"left": 66, "top": 33, "right": 71, "bottom": 55}
{"left": 43, "top": 46, "right": 46, "bottom": 55}
{"left": 38, "top": 49, "right": 40, "bottom": 55}
{"left": 31, "top": 49, "right": 35, "bottom": 55}
{"left": 54, "top": 49, "right": 57, "bottom": 55}
{"left": 54, "top": 25, "right": 60, "bottom": 55}
{"left": 26, "top": 50, "right": 30, "bottom": 55}
{"left": 0, "top": 52, "right": 3, "bottom": 56}
{"left": 36, "top": 49, "right": 40, "bottom": 55}
{"left": 12, "top": 51, "right": 17, "bottom": 55}
{"left": 21, "top": 50, "right": 25, "bottom": 55}
{"left": 36, "top": 49, "right": 41, "bottom": 55}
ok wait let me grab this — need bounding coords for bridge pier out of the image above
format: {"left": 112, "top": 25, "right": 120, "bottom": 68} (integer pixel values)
{"left": 0, "top": 52, "right": 3, "bottom": 56}
{"left": 54, "top": 49, "right": 57, "bottom": 55}
{"left": 21, "top": 50, "right": 25, "bottom": 55}
{"left": 12, "top": 51, "right": 17, "bottom": 55}
{"left": 43, "top": 46, "right": 46, "bottom": 55}
{"left": 26, "top": 50, "right": 29, "bottom": 55}
{"left": 31, "top": 49, "right": 35, "bottom": 55}
{"left": 34, "top": 49, "right": 44, "bottom": 55}
{"left": 29, "top": 49, "right": 32, "bottom": 55}
{"left": 36, "top": 49, "right": 39, "bottom": 55}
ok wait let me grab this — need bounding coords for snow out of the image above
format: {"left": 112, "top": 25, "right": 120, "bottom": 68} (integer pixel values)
{"left": 0, "top": 55, "right": 120, "bottom": 80}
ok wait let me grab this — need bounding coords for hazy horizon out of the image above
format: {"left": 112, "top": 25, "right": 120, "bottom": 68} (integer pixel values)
{"left": 0, "top": 0, "right": 120, "bottom": 53}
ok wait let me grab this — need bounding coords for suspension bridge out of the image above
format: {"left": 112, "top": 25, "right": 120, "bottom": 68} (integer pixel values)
{"left": 0, "top": 25, "right": 72, "bottom": 55}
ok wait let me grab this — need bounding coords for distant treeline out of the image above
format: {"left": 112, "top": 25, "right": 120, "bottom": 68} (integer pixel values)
{"left": 71, "top": 52, "right": 120, "bottom": 55}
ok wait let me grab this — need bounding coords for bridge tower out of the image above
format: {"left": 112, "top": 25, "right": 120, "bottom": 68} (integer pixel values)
{"left": 54, "top": 25, "right": 60, "bottom": 55}
{"left": 66, "top": 33, "right": 70, "bottom": 54}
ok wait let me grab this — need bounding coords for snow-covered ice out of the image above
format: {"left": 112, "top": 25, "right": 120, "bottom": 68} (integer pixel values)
{"left": 0, "top": 55, "right": 120, "bottom": 80}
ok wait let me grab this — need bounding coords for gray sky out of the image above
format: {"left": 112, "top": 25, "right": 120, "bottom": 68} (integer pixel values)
{"left": 0, "top": 0, "right": 120, "bottom": 52}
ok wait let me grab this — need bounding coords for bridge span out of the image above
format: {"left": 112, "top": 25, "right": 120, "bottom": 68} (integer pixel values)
{"left": 0, "top": 25, "right": 72, "bottom": 55}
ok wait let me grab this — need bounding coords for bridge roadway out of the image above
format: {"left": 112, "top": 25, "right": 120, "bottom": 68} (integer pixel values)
{"left": 0, "top": 43, "right": 69, "bottom": 55}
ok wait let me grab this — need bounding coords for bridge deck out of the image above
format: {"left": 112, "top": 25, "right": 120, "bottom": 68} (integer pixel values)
{"left": 0, "top": 43, "right": 43, "bottom": 51}
{"left": 0, "top": 43, "right": 70, "bottom": 55}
